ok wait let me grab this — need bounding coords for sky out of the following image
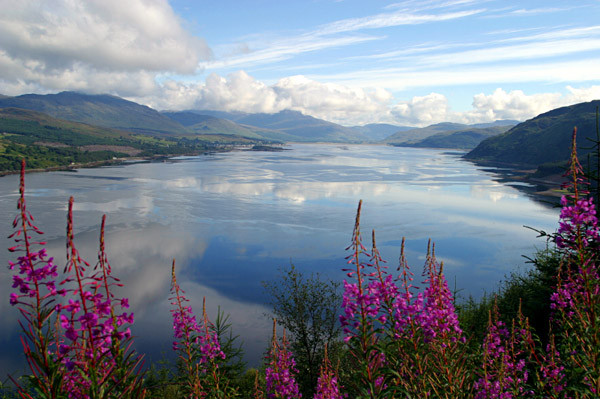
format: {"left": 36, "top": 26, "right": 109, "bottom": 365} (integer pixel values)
{"left": 1, "top": 0, "right": 600, "bottom": 126}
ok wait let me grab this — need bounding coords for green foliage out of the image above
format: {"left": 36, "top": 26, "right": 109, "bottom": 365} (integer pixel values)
{"left": 262, "top": 264, "right": 342, "bottom": 397}
{"left": 143, "top": 358, "right": 182, "bottom": 399}
{"left": 458, "top": 247, "right": 561, "bottom": 349}
{"left": 212, "top": 307, "right": 247, "bottom": 383}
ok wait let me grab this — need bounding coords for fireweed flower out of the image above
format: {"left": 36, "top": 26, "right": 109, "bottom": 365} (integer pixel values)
{"left": 314, "top": 346, "right": 345, "bottom": 399}
{"left": 341, "top": 203, "right": 468, "bottom": 396}
{"left": 555, "top": 196, "right": 599, "bottom": 250}
{"left": 474, "top": 304, "right": 531, "bottom": 399}
{"left": 420, "top": 258, "right": 463, "bottom": 343}
{"left": 7, "top": 160, "right": 66, "bottom": 397}
{"left": 170, "top": 261, "right": 227, "bottom": 397}
{"left": 265, "top": 321, "right": 301, "bottom": 399}
{"left": 58, "top": 198, "right": 142, "bottom": 398}
{"left": 8, "top": 160, "right": 143, "bottom": 398}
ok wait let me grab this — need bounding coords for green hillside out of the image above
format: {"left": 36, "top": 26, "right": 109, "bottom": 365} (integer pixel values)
{"left": 401, "top": 125, "right": 512, "bottom": 149}
{"left": 235, "top": 110, "right": 370, "bottom": 142}
{"left": 194, "top": 109, "right": 371, "bottom": 142}
{"left": 383, "top": 122, "right": 468, "bottom": 144}
{"left": 0, "top": 108, "right": 248, "bottom": 173}
{"left": 162, "top": 111, "right": 292, "bottom": 142}
{"left": 351, "top": 123, "right": 411, "bottom": 141}
{"left": 465, "top": 100, "right": 600, "bottom": 167}
{"left": 0, "top": 92, "right": 189, "bottom": 135}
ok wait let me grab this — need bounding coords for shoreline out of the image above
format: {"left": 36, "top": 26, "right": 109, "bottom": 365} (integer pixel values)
{"left": 0, "top": 144, "right": 291, "bottom": 177}
{"left": 0, "top": 153, "right": 216, "bottom": 177}
{"left": 463, "top": 158, "right": 565, "bottom": 204}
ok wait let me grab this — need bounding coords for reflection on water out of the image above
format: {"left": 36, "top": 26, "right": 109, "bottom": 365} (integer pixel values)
{"left": 0, "top": 144, "right": 559, "bottom": 376}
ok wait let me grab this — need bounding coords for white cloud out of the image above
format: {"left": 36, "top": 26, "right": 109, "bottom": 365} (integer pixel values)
{"left": 273, "top": 75, "right": 393, "bottom": 123}
{"left": 133, "top": 68, "right": 600, "bottom": 127}
{"left": 469, "top": 88, "right": 563, "bottom": 121}
{"left": 0, "top": 0, "right": 210, "bottom": 95}
{"left": 391, "top": 93, "right": 451, "bottom": 125}
{"left": 467, "top": 86, "right": 600, "bottom": 122}
{"left": 388, "top": 86, "right": 600, "bottom": 125}
{"left": 135, "top": 72, "right": 394, "bottom": 125}
{"left": 318, "top": 9, "right": 483, "bottom": 35}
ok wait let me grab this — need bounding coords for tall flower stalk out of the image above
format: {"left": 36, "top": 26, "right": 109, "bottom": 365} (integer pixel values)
{"left": 548, "top": 128, "right": 600, "bottom": 396}
{"left": 265, "top": 320, "right": 301, "bottom": 399}
{"left": 8, "top": 159, "right": 144, "bottom": 398}
{"left": 340, "top": 201, "right": 470, "bottom": 398}
{"left": 8, "top": 159, "right": 65, "bottom": 397}
{"left": 314, "top": 345, "right": 344, "bottom": 399}
{"left": 169, "top": 261, "right": 228, "bottom": 398}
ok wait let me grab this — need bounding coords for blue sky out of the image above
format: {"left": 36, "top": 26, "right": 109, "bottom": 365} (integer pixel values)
{"left": 0, "top": 0, "right": 599, "bottom": 126}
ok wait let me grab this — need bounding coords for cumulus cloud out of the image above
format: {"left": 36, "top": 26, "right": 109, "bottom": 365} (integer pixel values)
{"left": 133, "top": 69, "right": 600, "bottom": 127}
{"left": 134, "top": 72, "right": 395, "bottom": 125}
{"left": 391, "top": 93, "right": 451, "bottom": 125}
{"left": 0, "top": 0, "right": 210, "bottom": 96}
{"left": 466, "top": 86, "right": 600, "bottom": 122}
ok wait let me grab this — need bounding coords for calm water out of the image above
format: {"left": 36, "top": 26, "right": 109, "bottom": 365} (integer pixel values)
{"left": 0, "top": 143, "right": 558, "bottom": 375}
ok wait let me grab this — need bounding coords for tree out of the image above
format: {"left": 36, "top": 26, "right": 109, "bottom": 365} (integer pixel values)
{"left": 262, "top": 264, "right": 342, "bottom": 397}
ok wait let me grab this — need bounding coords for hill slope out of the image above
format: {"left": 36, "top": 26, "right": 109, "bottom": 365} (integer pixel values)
{"left": 465, "top": 100, "right": 600, "bottom": 167}
{"left": 0, "top": 91, "right": 189, "bottom": 135}
{"left": 0, "top": 107, "right": 251, "bottom": 172}
{"left": 384, "top": 123, "right": 468, "bottom": 144}
{"left": 194, "top": 109, "right": 371, "bottom": 142}
{"left": 351, "top": 123, "right": 411, "bottom": 141}
{"left": 162, "top": 111, "right": 298, "bottom": 142}
{"left": 402, "top": 125, "right": 513, "bottom": 150}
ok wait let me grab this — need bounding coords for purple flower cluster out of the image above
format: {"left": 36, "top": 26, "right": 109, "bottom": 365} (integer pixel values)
{"left": 340, "top": 203, "right": 467, "bottom": 396}
{"left": 169, "top": 262, "right": 226, "bottom": 397}
{"left": 314, "top": 366, "right": 344, "bottom": 399}
{"left": 539, "top": 338, "right": 567, "bottom": 395}
{"left": 265, "top": 326, "right": 301, "bottom": 399}
{"left": 171, "top": 300, "right": 201, "bottom": 351}
{"left": 314, "top": 346, "right": 346, "bottom": 399}
{"left": 9, "top": 248, "right": 64, "bottom": 306}
{"left": 474, "top": 309, "right": 530, "bottom": 399}
{"left": 8, "top": 161, "right": 141, "bottom": 398}
{"left": 59, "top": 200, "right": 137, "bottom": 397}
{"left": 420, "top": 261, "right": 464, "bottom": 343}
{"left": 556, "top": 196, "right": 599, "bottom": 249}
{"left": 341, "top": 244, "right": 462, "bottom": 345}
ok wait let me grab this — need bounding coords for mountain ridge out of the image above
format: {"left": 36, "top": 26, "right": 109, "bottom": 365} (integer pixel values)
{"left": 465, "top": 100, "right": 600, "bottom": 167}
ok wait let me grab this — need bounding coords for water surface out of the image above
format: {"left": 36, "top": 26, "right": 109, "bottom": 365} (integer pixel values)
{"left": 0, "top": 144, "right": 559, "bottom": 375}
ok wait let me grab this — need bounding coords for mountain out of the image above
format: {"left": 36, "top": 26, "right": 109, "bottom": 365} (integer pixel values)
{"left": 351, "top": 123, "right": 411, "bottom": 141}
{"left": 465, "top": 100, "right": 600, "bottom": 167}
{"left": 401, "top": 125, "right": 513, "bottom": 150}
{"left": 193, "top": 109, "right": 371, "bottom": 142}
{"left": 163, "top": 111, "right": 265, "bottom": 139}
{"left": 0, "top": 107, "right": 263, "bottom": 172}
{"left": 470, "top": 120, "right": 520, "bottom": 128}
{"left": 384, "top": 122, "right": 472, "bottom": 144}
{"left": 162, "top": 110, "right": 299, "bottom": 142}
{"left": 0, "top": 91, "right": 189, "bottom": 135}
{"left": 0, "top": 107, "right": 131, "bottom": 140}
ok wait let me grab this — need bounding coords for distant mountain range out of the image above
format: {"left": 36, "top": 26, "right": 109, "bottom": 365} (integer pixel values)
{"left": 351, "top": 123, "right": 412, "bottom": 141}
{"left": 0, "top": 92, "right": 381, "bottom": 142}
{"left": 0, "top": 91, "right": 521, "bottom": 147}
{"left": 2, "top": 91, "right": 598, "bottom": 175}
{"left": 179, "top": 109, "right": 372, "bottom": 142}
{"left": 465, "top": 100, "right": 600, "bottom": 168}
{"left": 384, "top": 120, "right": 517, "bottom": 149}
